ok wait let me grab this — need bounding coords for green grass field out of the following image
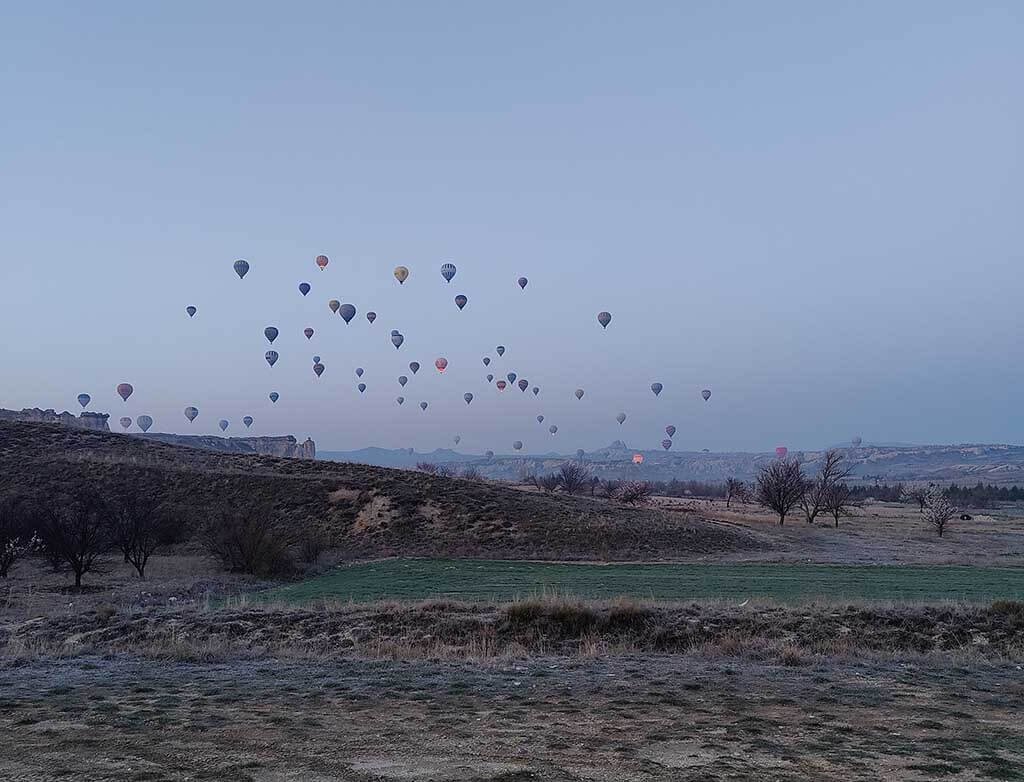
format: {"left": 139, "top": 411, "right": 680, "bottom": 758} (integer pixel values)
{"left": 257, "top": 559, "right": 1024, "bottom": 605}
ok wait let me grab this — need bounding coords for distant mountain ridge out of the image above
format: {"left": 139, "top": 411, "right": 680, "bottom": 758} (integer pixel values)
{"left": 320, "top": 442, "right": 1024, "bottom": 485}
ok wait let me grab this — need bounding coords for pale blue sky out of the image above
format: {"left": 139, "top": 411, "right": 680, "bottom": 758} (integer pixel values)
{"left": 1, "top": 2, "right": 1021, "bottom": 452}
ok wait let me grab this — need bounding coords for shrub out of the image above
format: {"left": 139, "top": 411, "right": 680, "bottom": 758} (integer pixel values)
{"left": 617, "top": 481, "right": 652, "bottom": 505}
{"left": 537, "top": 473, "right": 562, "bottom": 493}
{"left": 200, "top": 507, "right": 294, "bottom": 577}
{"left": 0, "top": 495, "right": 37, "bottom": 578}
{"left": 558, "top": 462, "right": 592, "bottom": 495}
{"left": 35, "top": 489, "right": 113, "bottom": 588}
{"left": 460, "top": 466, "right": 482, "bottom": 481}
{"left": 597, "top": 480, "right": 621, "bottom": 499}
{"left": 416, "top": 462, "right": 438, "bottom": 474}
{"left": 296, "top": 528, "right": 328, "bottom": 564}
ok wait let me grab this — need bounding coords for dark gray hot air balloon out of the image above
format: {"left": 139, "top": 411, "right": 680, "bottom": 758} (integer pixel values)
{"left": 119, "top": 416, "right": 132, "bottom": 430}
{"left": 616, "top": 412, "right": 626, "bottom": 425}
{"left": 701, "top": 389, "right": 712, "bottom": 402}
{"left": 651, "top": 382, "right": 663, "bottom": 397}
{"left": 409, "top": 362, "right": 420, "bottom": 374}
{"left": 233, "top": 259, "right": 249, "bottom": 279}
{"left": 454, "top": 435, "right": 461, "bottom": 445}
{"left": 313, "top": 362, "right": 325, "bottom": 377}
{"left": 137, "top": 415, "right": 153, "bottom": 433}
{"left": 537, "top": 415, "right": 544, "bottom": 424}
{"left": 662, "top": 439, "right": 672, "bottom": 451}
{"left": 117, "top": 383, "right": 134, "bottom": 402}
{"left": 299, "top": 282, "right": 311, "bottom": 296}
{"left": 420, "top": 401, "right": 428, "bottom": 411}
{"left": 483, "top": 357, "right": 491, "bottom": 366}
{"left": 355, "top": 367, "right": 364, "bottom": 378}
{"left": 597, "top": 311, "right": 611, "bottom": 329}
{"left": 186, "top": 306, "right": 197, "bottom": 318}
{"left": 513, "top": 440, "right": 523, "bottom": 451}
{"left": 391, "top": 333, "right": 404, "bottom": 349}
{"left": 304, "top": 328, "right": 314, "bottom": 340}
{"left": 496, "top": 345, "right": 505, "bottom": 357}
{"left": 265, "top": 351, "right": 279, "bottom": 367}
{"left": 357, "top": 383, "right": 366, "bottom": 394}
{"left": 329, "top": 299, "right": 341, "bottom": 314}
{"left": 576, "top": 449, "right": 585, "bottom": 460}
{"left": 339, "top": 303, "right": 356, "bottom": 324}
{"left": 77, "top": 394, "right": 91, "bottom": 409}
{"left": 665, "top": 425, "right": 676, "bottom": 438}
{"left": 517, "top": 277, "right": 528, "bottom": 290}
{"left": 486, "top": 450, "right": 494, "bottom": 458}
{"left": 269, "top": 392, "right": 279, "bottom": 403}
{"left": 486, "top": 374, "right": 494, "bottom": 383}
{"left": 219, "top": 419, "right": 229, "bottom": 432}
{"left": 366, "top": 311, "right": 377, "bottom": 324}
{"left": 398, "top": 375, "right": 408, "bottom": 387}
{"left": 532, "top": 386, "right": 539, "bottom": 396}
{"left": 185, "top": 406, "right": 199, "bottom": 422}
{"left": 518, "top": 379, "right": 528, "bottom": 392}
{"left": 548, "top": 425, "right": 558, "bottom": 435}
{"left": 440, "top": 263, "right": 457, "bottom": 283}
{"left": 464, "top": 393, "right": 474, "bottom": 404}
{"left": 264, "top": 326, "right": 279, "bottom": 344}
{"left": 243, "top": 416, "right": 254, "bottom": 428}
{"left": 507, "top": 372, "right": 517, "bottom": 384}
{"left": 312, "top": 355, "right": 321, "bottom": 364}
{"left": 852, "top": 436, "right": 863, "bottom": 447}
{"left": 396, "top": 396, "right": 405, "bottom": 405}
{"left": 455, "top": 294, "right": 467, "bottom": 310}
{"left": 575, "top": 389, "right": 584, "bottom": 400}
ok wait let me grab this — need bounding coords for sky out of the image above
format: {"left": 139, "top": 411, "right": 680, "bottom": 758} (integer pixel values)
{"left": 1, "top": 1, "right": 1022, "bottom": 453}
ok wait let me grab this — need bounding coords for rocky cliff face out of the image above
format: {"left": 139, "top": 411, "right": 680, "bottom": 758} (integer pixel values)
{"left": 141, "top": 433, "right": 315, "bottom": 459}
{"left": 0, "top": 408, "right": 110, "bottom": 432}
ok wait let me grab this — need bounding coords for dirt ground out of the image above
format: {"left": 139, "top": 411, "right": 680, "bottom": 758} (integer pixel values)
{"left": 1, "top": 654, "right": 1022, "bottom": 781}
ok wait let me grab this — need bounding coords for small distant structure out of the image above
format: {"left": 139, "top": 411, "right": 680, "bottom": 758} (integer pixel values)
{"left": 632, "top": 453, "right": 644, "bottom": 465}
{"left": 960, "top": 513, "right": 973, "bottom": 521}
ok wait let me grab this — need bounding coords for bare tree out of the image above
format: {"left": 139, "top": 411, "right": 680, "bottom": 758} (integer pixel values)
{"left": 537, "top": 473, "right": 561, "bottom": 493}
{"left": 416, "top": 462, "right": 439, "bottom": 474}
{"left": 756, "top": 460, "right": 806, "bottom": 526}
{"left": 200, "top": 506, "right": 294, "bottom": 577}
{"left": 35, "top": 490, "right": 113, "bottom": 588}
{"left": 725, "top": 478, "right": 748, "bottom": 508}
{"left": 616, "top": 481, "right": 652, "bottom": 505}
{"left": 435, "top": 464, "right": 454, "bottom": 478}
{"left": 109, "top": 493, "right": 179, "bottom": 579}
{"left": 0, "top": 496, "right": 37, "bottom": 578}
{"left": 821, "top": 482, "right": 859, "bottom": 527}
{"left": 923, "top": 486, "right": 956, "bottom": 538}
{"left": 460, "top": 466, "right": 482, "bottom": 481}
{"left": 901, "top": 485, "right": 929, "bottom": 512}
{"left": 597, "top": 480, "right": 621, "bottom": 499}
{"left": 799, "top": 450, "right": 852, "bottom": 524}
{"left": 558, "top": 462, "right": 592, "bottom": 496}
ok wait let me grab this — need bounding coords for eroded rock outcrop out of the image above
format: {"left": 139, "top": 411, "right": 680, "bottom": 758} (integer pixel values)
{"left": 141, "top": 433, "right": 315, "bottom": 459}
{"left": 0, "top": 408, "right": 110, "bottom": 431}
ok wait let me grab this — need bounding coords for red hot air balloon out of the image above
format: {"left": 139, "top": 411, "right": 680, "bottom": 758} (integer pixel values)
{"left": 435, "top": 358, "right": 448, "bottom": 374}
{"left": 316, "top": 254, "right": 329, "bottom": 271}
{"left": 633, "top": 453, "right": 644, "bottom": 465}
{"left": 496, "top": 380, "right": 507, "bottom": 392}
{"left": 776, "top": 446, "right": 788, "bottom": 459}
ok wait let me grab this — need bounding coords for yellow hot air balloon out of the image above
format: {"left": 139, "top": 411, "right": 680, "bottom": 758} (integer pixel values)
{"left": 393, "top": 266, "right": 410, "bottom": 285}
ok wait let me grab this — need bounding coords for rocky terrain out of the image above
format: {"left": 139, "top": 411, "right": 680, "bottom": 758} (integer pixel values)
{"left": 0, "top": 407, "right": 109, "bottom": 431}
{"left": 142, "top": 432, "right": 316, "bottom": 459}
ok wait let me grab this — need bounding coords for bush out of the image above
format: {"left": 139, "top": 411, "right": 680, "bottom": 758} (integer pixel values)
{"left": 617, "top": 481, "right": 652, "bottom": 505}
{"left": 597, "top": 480, "right": 621, "bottom": 499}
{"left": 200, "top": 507, "right": 294, "bottom": 577}
{"left": 537, "top": 473, "right": 561, "bottom": 493}
{"left": 416, "top": 462, "right": 438, "bottom": 474}
{"left": 460, "top": 466, "right": 482, "bottom": 481}
{"left": 35, "top": 488, "right": 113, "bottom": 588}
{"left": 559, "top": 462, "right": 592, "bottom": 495}
{"left": 296, "top": 528, "right": 328, "bottom": 564}
{"left": 0, "top": 495, "right": 36, "bottom": 578}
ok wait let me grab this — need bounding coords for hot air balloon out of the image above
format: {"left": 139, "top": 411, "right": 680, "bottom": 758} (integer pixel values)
{"left": 496, "top": 380, "right": 507, "bottom": 391}
{"left": 355, "top": 367, "right": 364, "bottom": 378}
{"left": 357, "top": 383, "right": 366, "bottom": 394}
{"left": 662, "top": 439, "right": 673, "bottom": 451}
{"left": 440, "top": 263, "right": 457, "bottom": 283}
{"left": 299, "top": 282, "right": 311, "bottom": 296}
{"left": 597, "top": 311, "right": 612, "bottom": 329}
{"left": 506, "top": 372, "right": 517, "bottom": 384}
{"left": 486, "top": 450, "right": 494, "bottom": 459}
{"left": 435, "top": 358, "right": 448, "bottom": 373}
{"left": 339, "top": 304, "right": 356, "bottom": 323}
{"left": 576, "top": 449, "right": 586, "bottom": 460}
{"left": 77, "top": 394, "right": 91, "bottom": 409}
{"left": 269, "top": 392, "right": 279, "bottom": 403}
{"left": 312, "top": 355, "right": 321, "bottom": 364}
{"left": 455, "top": 295, "right": 467, "bottom": 311}
{"left": 117, "top": 383, "right": 134, "bottom": 402}
{"left": 632, "top": 453, "right": 644, "bottom": 465}
{"left": 517, "top": 277, "right": 528, "bottom": 290}
{"left": 776, "top": 446, "right": 788, "bottom": 459}
{"left": 701, "top": 389, "right": 712, "bottom": 402}
{"left": 186, "top": 306, "right": 197, "bottom": 318}
{"left": 233, "top": 259, "right": 249, "bottom": 279}
{"left": 532, "top": 387, "right": 539, "bottom": 396}
{"left": 518, "top": 379, "right": 529, "bottom": 392}
{"left": 394, "top": 266, "right": 409, "bottom": 284}
{"left": 420, "top": 401, "right": 428, "bottom": 411}
{"left": 548, "top": 425, "right": 558, "bottom": 435}
{"left": 665, "top": 425, "right": 676, "bottom": 438}
{"left": 243, "top": 416, "right": 254, "bottom": 428}
{"left": 304, "top": 328, "right": 314, "bottom": 340}
{"left": 483, "top": 357, "right": 491, "bottom": 366}
{"left": 496, "top": 345, "right": 505, "bottom": 357}
{"left": 398, "top": 375, "right": 408, "bottom": 387}
{"left": 185, "top": 406, "right": 199, "bottom": 422}
{"left": 616, "top": 413, "right": 626, "bottom": 425}
{"left": 651, "top": 383, "right": 663, "bottom": 397}
{"left": 265, "top": 351, "right": 279, "bottom": 367}
{"left": 313, "top": 362, "right": 325, "bottom": 377}
{"left": 575, "top": 389, "right": 585, "bottom": 400}
{"left": 852, "top": 436, "right": 863, "bottom": 447}
{"left": 396, "top": 396, "right": 405, "bottom": 405}
{"left": 391, "top": 333, "right": 404, "bottom": 349}
{"left": 366, "top": 311, "right": 377, "bottom": 324}
{"left": 537, "top": 415, "right": 545, "bottom": 424}
{"left": 219, "top": 419, "right": 229, "bottom": 432}
{"left": 513, "top": 441, "right": 523, "bottom": 451}
{"left": 464, "top": 393, "right": 473, "bottom": 404}
{"left": 409, "top": 362, "right": 420, "bottom": 374}
{"left": 119, "top": 417, "right": 132, "bottom": 430}
{"left": 329, "top": 299, "right": 341, "bottom": 314}
{"left": 264, "top": 326, "right": 279, "bottom": 344}
{"left": 137, "top": 415, "right": 153, "bottom": 433}
{"left": 316, "top": 255, "right": 329, "bottom": 271}
{"left": 486, "top": 374, "right": 494, "bottom": 383}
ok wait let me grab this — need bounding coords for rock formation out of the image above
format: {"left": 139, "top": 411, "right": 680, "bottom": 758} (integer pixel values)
{"left": 0, "top": 408, "right": 110, "bottom": 431}
{"left": 141, "top": 433, "right": 315, "bottom": 459}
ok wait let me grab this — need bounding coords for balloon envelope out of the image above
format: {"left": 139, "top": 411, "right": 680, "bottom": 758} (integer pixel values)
{"left": 316, "top": 254, "right": 329, "bottom": 271}
{"left": 455, "top": 295, "right": 467, "bottom": 310}
{"left": 391, "top": 333, "right": 404, "bottom": 349}
{"left": 464, "top": 393, "right": 473, "bottom": 404}
{"left": 184, "top": 406, "right": 199, "bottom": 422}
{"left": 398, "top": 375, "right": 408, "bottom": 386}
{"left": 264, "top": 327, "right": 279, "bottom": 344}
{"left": 506, "top": 372, "right": 517, "bottom": 384}
{"left": 119, "top": 417, "right": 132, "bottom": 430}
{"left": 532, "top": 386, "right": 540, "bottom": 396}
{"left": 440, "top": 263, "right": 457, "bottom": 282}
{"left": 409, "top": 362, "right": 420, "bottom": 374}
{"left": 513, "top": 441, "right": 523, "bottom": 451}
{"left": 265, "top": 351, "right": 279, "bottom": 367}
{"left": 518, "top": 379, "right": 529, "bottom": 392}
{"left": 269, "top": 392, "right": 279, "bottom": 403}
{"left": 396, "top": 396, "right": 405, "bottom": 405}
{"left": 357, "top": 383, "right": 366, "bottom": 393}
{"left": 313, "top": 363, "right": 325, "bottom": 377}
{"left": 366, "top": 311, "right": 376, "bottom": 323}
{"left": 665, "top": 425, "right": 676, "bottom": 438}
{"left": 701, "top": 389, "right": 712, "bottom": 401}
{"left": 329, "top": 299, "right": 341, "bottom": 314}
{"left": 549, "top": 425, "right": 558, "bottom": 435}
{"left": 575, "top": 389, "right": 584, "bottom": 400}
{"left": 597, "top": 311, "right": 612, "bottom": 328}
{"left": 312, "top": 355, "right": 321, "bottom": 364}
{"left": 496, "top": 345, "right": 505, "bottom": 356}
{"left": 616, "top": 413, "right": 626, "bottom": 425}
{"left": 339, "top": 304, "right": 356, "bottom": 323}
{"left": 304, "top": 328, "right": 314, "bottom": 340}
{"left": 420, "top": 401, "right": 428, "bottom": 410}
{"left": 186, "top": 306, "right": 196, "bottom": 318}
{"left": 219, "top": 419, "right": 229, "bottom": 432}
{"left": 651, "top": 383, "right": 663, "bottom": 396}
{"left": 496, "top": 380, "right": 507, "bottom": 391}
{"left": 776, "top": 446, "right": 788, "bottom": 459}
{"left": 233, "top": 259, "right": 249, "bottom": 279}
{"left": 243, "top": 416, "right": 253, "bottom": 428}
{"left": 394, "top": 266, "right": 409, "bottom": 284}
{"left": 117, "top": 383, "right": 133, "bottom": 402}
{"left": 435, "top": 358, "right": 448, "bottom": 373}
{"left": 633, "top": 454, "right": 644, "bottom": 465}
{"left": 486, "top": 374, "right": 494, "bottom": 382}
{"left": 77, "top": 394, "right": 91, "bottom": 409}
{"left": 136, "top": 415, "right": 153, "bottom": 432}
{"left": 299, "top": 282, "right": 311, "bottom": 296}
{"left": 486, "top": 450, "right": 494, "bottom": 458}
{"left": 852, "top": 436, "right": 863, "bottom": 447}
{"left": 662, "top": 439, "right": 673, "bottom": 451}
{"left": 537, "top": 415, "right": 544, "bottom": 423}
{"left": 355, "top": 367, "right": 364, "bottom": 378}
{"left": 517, "top": 277, "right": 528, "bottom": 290}
{"left": 483, "top": 357, "right": 490, "bottom": 366}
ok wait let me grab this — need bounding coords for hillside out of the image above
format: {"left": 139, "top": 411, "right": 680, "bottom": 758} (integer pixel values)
{"left": 0, "top": 421, "right": 758, "bottom": 561}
